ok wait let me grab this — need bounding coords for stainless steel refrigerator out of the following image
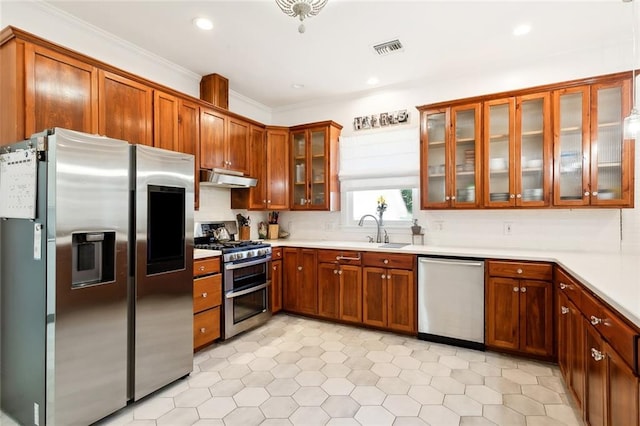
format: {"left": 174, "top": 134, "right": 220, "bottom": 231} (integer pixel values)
{"left": 0, "top": 128, "right": 194, "bottom": 426}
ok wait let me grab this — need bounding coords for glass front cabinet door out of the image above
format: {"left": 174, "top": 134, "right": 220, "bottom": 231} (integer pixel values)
{"left": 484, "top": 93, "right": 551, "bottom": 207}
{"left": 420, "top": 103, "right": 482, "bottom": 209}
{"left": 553, "top": 79, "right": 633, "bottom": 207}
{"left": 290, "top": 121, "right": 342, "bottom": 211}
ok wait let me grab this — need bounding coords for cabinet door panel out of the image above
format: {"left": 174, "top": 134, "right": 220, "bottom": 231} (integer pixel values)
{"left": 363, "top": 267, "right": 387, "bottom": 328}
{"left": 387, "top": 269, "right": 415, "bottom": 333}
{"left": 153, "top": 90, "right": 178, "bottom": 151}
{"left": 200, "top": 108, "right": 226, "bottom": 170}
{"left": 484, "top": 98, "right": 515, "bottom": 207}
{"left": 451, "top": 104, "right": 482, "bottom": 208}
{"left": 568, "top": 302, "right": 585, "bottom": 411}
{"left": 282, "top": 248, "right": 300, "bottom": 312}
{"left": 606, "top": 341, "right": 640, "bottom": 426}
{"left": 26, "top": 44, "right": 97, "bottom": 137}
{"left": 585, "top": 323, "right": 606, "bottom": 426}
{"left": 553, "top": 86, "right": 590, "bottom": 206}
{"left": 227, "top": 118, "right": 249, "bottom": 174}
{"left": 486, "top": 277, "right": 520, "bottom": 351}
{"left": 248, "top": 126, "right": 267, "bottom": 209}
{"left": 519, "top": 279, "right": 554, "bottom": 357}
{"left": 557, "top": 291, "right": 571, "bottom": 380}
{"left": 298, "top": 249, "right": 318, "bottom": 315}
{"left": 340, "top": 265, "right": 362, "bottom": 323}
{"left": 421, "top": 109, "right": 449, "bottom": 208}
{"left": 267, "top": 128, "right": 290, "bottom": 210}
{"left": 271, "top": 260, "right": 283, "bottom": 314}
{"left": 98, "top": 70, "right": 152, "bottom": 145}
{"left": 318, "top": 263, "right": 340, "bottom": 319}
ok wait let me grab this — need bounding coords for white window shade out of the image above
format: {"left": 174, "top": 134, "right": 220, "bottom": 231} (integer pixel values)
{"left": 339, "top": 128, "right": 420, "bottom": 191}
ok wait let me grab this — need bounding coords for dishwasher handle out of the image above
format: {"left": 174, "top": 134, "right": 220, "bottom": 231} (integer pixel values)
{"left": 419, "top": 258, "right": 484, "bottom": 268}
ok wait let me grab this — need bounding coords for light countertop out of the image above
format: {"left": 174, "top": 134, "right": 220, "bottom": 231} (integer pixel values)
{"left": 265, "top": 239, "right": 640, "bottom": 329}
{"left": 194, "top": 248, "right": 222, "bottom": 260}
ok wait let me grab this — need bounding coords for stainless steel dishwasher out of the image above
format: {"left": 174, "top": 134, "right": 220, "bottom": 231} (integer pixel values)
{"left": 418, "top": 256, "right": 485, "bottom": 350}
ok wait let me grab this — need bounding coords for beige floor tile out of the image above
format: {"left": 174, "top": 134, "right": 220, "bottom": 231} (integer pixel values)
{"left": 289, "top": 406, "right": 330, "bottom": 425}
{"left": 418, "top": 404, "right": 461, "bottom": 425}
{"left": 412, "top": 349, "right": 440, "bottom": 362}
{"left": 444, "top": 394, "right": 484, "bottom": 416}
{"left": 354, "top": 405, "right": 395, "bottom": 425}
{"left": 296, "top": 356, "right": 326, "bottom": 371}
{"left": 451, "top": 368, "right": 485, "bottom": 385}
{"left": 544, "top": 404, "right": 583, "bottom": 425}
{"left": 209, "top": 378, "right": 244, "bottom": 396}
{"left": 376, "top": 377, "right": 411, "bottom": 395}
{"left": 133, "top": 397, "right": 174, "bottom": 420}
{"left": 399, "top": 369, "right": 432, "bottom": 385}
{"left": 295, "top": 370, "right": 327, "bottom": 386}
{"left": 321, "top": 340, "right": 346, "bottom": 351}
{"left": 260, "top": 396, "right": 299, "bottom": 418}
{"left": 321, "top": 363, "right": 352, "bottom": 378}
{"left": 482, "top": 404, "right": 526, "bottom": 426}
{"left": 465, "top": 385, "right": 503, "bottom": 405}
{"left": 173, "top": 387, "right": 212, "bottom": 407}
{"left": 254, "top": 345, "right": 281, "bottom": 358}
{"left": 222, "top": 406, "right": 264, "bottom": 426}
{"left": 188, "top": 371, "right": 222, "bottom": 388}
{"left": 469, "top": 361, "right": 503, "bottom": 377}
{"left": 502, "top": 369, "right": 540, "bottom": 385}
{"left": 420, "top": 361, "right": 453, "bottom": 376}
{"left": 218, "top": 364, "right": 251, "bottom": 380}
{"left": 367, "top": 350, "right": 395, "bottom": 363}
{"left": 344, "top": 355, "right": 374, "bottom": 370}
{"left": 326, "top": 418, "right": 361, "bottom": 426}
{"left": 392, "top": 355, "right": 422, "bottom": 370}
{"left": 248, "top": 356, "right": 277, "bottom": 371}
{"left": 271, "top": 363, "right": 302, "bottom": 379}
{"left": 321, "top": 395, "right": 361, "bottom": 417}
{"left": 321, "top": 377, "right": 356, "bottom": 395}
{"left": 197, "top": 396, "right": 236, "bottom": 419}
{"left": 459, "top": 416, "right": 498, "bottom": 425}
{"left": 233, "top": 387, "right": 269, "bottom": 406}
{"left": 525, "top": 416, "right": 570, "bottom": 426}
{"left": 351, "top": 385, "right": 387, "bottom": 405}
{"left": 241, "top": 371, "right": 275, "bottom": 387}
{"left": 347, "top": 369, "right": 381, "bottom": 386}
{"left": 382, "top": 394, "right": 421, "bottom": 416}
{"left": 503, "top": 394, "right": 546, "bottom": 416}
{"left": 408, "top": 385, "right": 445, "bottom": 405}
{"left": 430, "top": 376, "right": 466, "bottom": 395}
{"left": 371, "top": 362, "right": 401, "bottom": 377}
{"left": 266, "top": 378, "right": 301, "bottom": 396}
{"left": 392, "top": 416, "right": 430, "bottom": 425}
{"left": 386, "top": 344, "right": 413, "bottom": 356}
{"left": 440, "top": 355, "right": 471, "bottom": 370}
{"left": 292, "top": 386, "right": 329, "bottom": 406}
{"left": 521, "top": 384, "right": 563, "bottom": 404}
{"left": 321, "top": 351, "right": 349, "bottom": 364}
{"left": 156, "top": 407, "right": 199, "bottom": 426}
{"left": 484, "top": 376, "right": 522, "bottom": 394}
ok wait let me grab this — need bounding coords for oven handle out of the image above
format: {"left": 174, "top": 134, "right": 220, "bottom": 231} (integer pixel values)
{"left": 225, "top": 282, "right": 270, "bottom": 299}
{"left": 224, "top": 255, "right": 272, "bottom": 271}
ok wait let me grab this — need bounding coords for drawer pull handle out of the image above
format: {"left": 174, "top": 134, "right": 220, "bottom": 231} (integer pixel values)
{"left": 520, "top": 287, "right": 526, "bottom": 293}
{"left": 590, "top": 315, "right": 603, "bottom": 326}
{"left": 202, "top": 292, "right": 208, "bottom": 298}
{"left": 561, "top": 306, "right": 569, "bottom": 315}
{"left": 383, "top": 259, "right": 389, "bottom": 264}
{"left": 200, "top": 327, "right": 206, "bottom": 334}
{"left": 513, "top": 286, "right": 519, "bottom": 292}
{"left": 336, "top": 255, "right": 361, "bottom": 261}
{"left": 559, "top": 283, "right": 567, "bottom": 290}
{"left": 199, "top": 266, "right": 205, "bottom": 271}
{"left": 298, "top": 266, "right": 302, "bottom": 271}
{"left": 591, "top": 348, "right": 604, "bottom": 362}
{"left": 516, "top": 268, "right": 523, "bottom": 274}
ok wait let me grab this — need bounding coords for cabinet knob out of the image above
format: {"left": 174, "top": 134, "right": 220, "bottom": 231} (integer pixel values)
{"left": 590, "top": 315, "right": 603, "bottom": 326}
{"left": 516, "top": 268, "right": 523, "bottom": 274}
{"left": 333, "top": 270, "right": 338, "bottom": 274}
{"left": 273, "top": 266, "right": 277, "bottom": 270}
{"left": 592, "top": 191, "right": 599, "bottom": 196}
{"left": 584, "top": 191, "right": 590, "bottom": 197}
{"left": 510, "top": 194, "right": 515, "bottom": 199}
{"left": 200, "top": 327, "right": 206, "bottom": 334}
{"left": 516, "top": 194, "right": 522, "bottom": 199}
{"left": 591, "top": 347, "right": 604, "bottom": 362}
{"left": 267, "top": 199, "right": 271, "bottom": 203}
{"left": 202, "top": 292, "right": 208, "bottom": 298}
{"left": 263, "top": 199, "right": 267, "bottom": 203}
{"left": 338, "top": 270, "right": 342, "bottom": 275}
{"left": 520, "top": 287, "right": 526, "bottom": 293}
{"left": 559, "top": 283, "right": 567, "bottom": 290}
{"left": 199, "top": 266, "right": 205, "bottom": 271}
{"left": 445, "top": 196, "right": 450, "bottom": 201}
{"left": 381, "top": 274, "right": 386, "bottom": 279}
{"left": 298, "top": 266, "right": 303, "bottom": 271}
{"left": 561, "top": 306, "right": 570, "bottom": 315}
{"left": 513, "top": 286, "right": 519, "bottom": 292}
{"left": 451, "top": 196, "right": 456, "bottom": 200}
{"left": 383, "top": 259, "right": 389, "bottom": 264}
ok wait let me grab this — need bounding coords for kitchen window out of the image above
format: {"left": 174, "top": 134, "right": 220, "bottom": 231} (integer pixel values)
{"left": 339, "top": 127, "right": 420, "bottom": 227}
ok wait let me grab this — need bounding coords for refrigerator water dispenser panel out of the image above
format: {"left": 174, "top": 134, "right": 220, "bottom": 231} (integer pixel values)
{"left": 71, "top": 231, "right": 115, "bottom": 288}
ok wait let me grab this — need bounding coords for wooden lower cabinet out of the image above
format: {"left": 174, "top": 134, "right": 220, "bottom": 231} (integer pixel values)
{"left": 362, "top": 252, "right": 416, "bottom": 333}
{"left": 486, "top": 261, "right": 554, "bottom": 359}
{"left": 318, "top": 262, "right": 362, "bottom": 323}
{"left": 270, "top": 247, "right": 283, "bottom": 314}
{"left": 557, "top": 291, "right": 585, "bottom": 411}
{"left": 193, "top": 256, "right": 222, "bottom": 351}
{"left": 283, "top": 248, "right": 317, "bottom": 315}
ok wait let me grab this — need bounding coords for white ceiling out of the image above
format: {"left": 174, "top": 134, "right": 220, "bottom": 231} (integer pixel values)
{"left": 42, "top": 0, "right": 634, "bottom": 109}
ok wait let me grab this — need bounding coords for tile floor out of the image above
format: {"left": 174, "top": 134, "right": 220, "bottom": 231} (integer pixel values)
{"left": 2, "top": 314, "right": 583, "bottom": 426}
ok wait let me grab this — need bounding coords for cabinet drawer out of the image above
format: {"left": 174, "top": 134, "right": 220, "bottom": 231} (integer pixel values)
{"left": 582, "top": 290, "right": 639, "bottom": 370}
{"left": 194, "top": 257, "right": 220, "bottom": 277}
{"left": 555, "top": 267, "right": 583, "bottom": 308}
{"left": 362, "top": 252, "right": 414, "bottom": 269}
{"left": 194, "top": 274, "right": 222, "bottom": 313}
{"left": 272, "top": 247, "right": 283, "bottom": 260}
{"left": 194, "top": 307, "right": 220, "bottom": 349}
{"left": 317, "top": 249, "right": 362, "bottom": 265}
{"left": 488, "top": 260, "right": 552, "bottom": 280}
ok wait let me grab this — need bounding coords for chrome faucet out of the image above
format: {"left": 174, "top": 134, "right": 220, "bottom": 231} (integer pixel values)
{"left": 358, "top": 214, "right": 382, "bottom": 243}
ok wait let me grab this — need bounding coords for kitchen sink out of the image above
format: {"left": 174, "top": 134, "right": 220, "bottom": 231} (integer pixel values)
{"left": 379, "top": 243, "right": 409, "bottom": 248}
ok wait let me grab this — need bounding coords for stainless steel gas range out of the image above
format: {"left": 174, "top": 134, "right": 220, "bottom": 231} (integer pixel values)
{"left": 195, "top": 222, "right": 272, "bottom": 339}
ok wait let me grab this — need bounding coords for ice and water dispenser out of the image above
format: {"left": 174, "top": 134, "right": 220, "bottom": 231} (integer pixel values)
{"left": 71, "top": 231, "right": 116, "bottom": 288}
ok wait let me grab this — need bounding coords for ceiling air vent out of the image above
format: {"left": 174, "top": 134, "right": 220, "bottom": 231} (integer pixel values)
{"left": 372, "top": 39, "right": 404, "bottom": 56}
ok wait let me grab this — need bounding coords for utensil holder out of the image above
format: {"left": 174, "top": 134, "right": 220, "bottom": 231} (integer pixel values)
{"left": 239, "top": 226, "right": 250, "bottom": 241}
{"left": 268, "top": 224, "right": 279, "bottom": 240}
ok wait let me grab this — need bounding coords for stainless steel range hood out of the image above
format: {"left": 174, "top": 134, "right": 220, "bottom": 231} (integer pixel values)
{"left": 199, "top": 168, "right": 257, "bottom": 188}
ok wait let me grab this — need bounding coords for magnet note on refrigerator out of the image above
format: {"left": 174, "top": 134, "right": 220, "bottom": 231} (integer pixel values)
{"left": 0, "top": 148, "right": 38, "bottom": 219}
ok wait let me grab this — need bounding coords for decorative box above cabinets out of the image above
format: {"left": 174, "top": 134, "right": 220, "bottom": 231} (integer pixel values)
{"left": 419, "top": 103, "right": 483, "bottom": 209}
{"left": 290, "top": 121, "right": 342, "bottom": 211}
{"left": 553, "top": 79, "right": 634, "bottom": 208}
{"left": 483, "top": 92, "right": 552, "bottom": 207}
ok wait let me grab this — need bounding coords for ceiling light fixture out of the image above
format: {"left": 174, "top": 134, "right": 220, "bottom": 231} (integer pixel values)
{"left": 193, "top": 17, "right": 213, "bottom": 31}
{"left": 275, "top": 0, "right": 328, "bottom": 34}
{"left": 623, "top": 0, "right": 640, "bottom": 140}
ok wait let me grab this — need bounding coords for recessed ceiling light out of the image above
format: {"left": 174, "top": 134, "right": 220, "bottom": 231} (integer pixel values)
{"left": 291, "top": 83, "right": 305, "bottom": 89}
{"left": 193, "top": 17, "right": 213, "bottom": 31}
{"left": 513, "top": 24, "right": 531, "bottom": 36}
{"left": 367, "top": 77, "right": 379, "bottom": 85}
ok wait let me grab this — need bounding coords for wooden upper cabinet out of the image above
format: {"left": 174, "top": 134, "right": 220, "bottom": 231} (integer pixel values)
{"left": 227, "top": 117, "right": 250, "bottom": 175}
{"left": 420, "top": 103, "right": 482, "bottom": 209}
{"left": 153, "top": 90, "right": 179, "bottom": 151}
{"left": 178, "top": 99, "right": 200, "bottom": 209}
{"left": 553, "top": 79, "right": 633, "bottom": 207}
{"left": 483, "top": 92, "right": 551, "bottom": 207}
{"left": 266, "top": 127, "right": 290, "bottom": 210}
{"left": 98, "top": 70, "right": 152, "bottom": 145}
{"left": 199, "top": 106, "right": 226, "bottom": 170}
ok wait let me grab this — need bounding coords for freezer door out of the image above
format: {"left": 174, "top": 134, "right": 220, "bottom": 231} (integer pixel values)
{"left": 131, "top": 144, "right": 194, "bottom": 400}
{"left": 50, "top": 128, "right": 131, "bottom": 426}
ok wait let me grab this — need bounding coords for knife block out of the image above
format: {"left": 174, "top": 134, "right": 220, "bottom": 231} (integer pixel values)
{"left": 239, "top": 226, "right": 250, "bottom": 241}
{"left": 268, "top": 224, "right": 279, "bottom": 240}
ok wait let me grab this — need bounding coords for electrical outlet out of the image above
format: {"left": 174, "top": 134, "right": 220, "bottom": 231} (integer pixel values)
{"left": 434, "top": 221, "right": 445, "bottom": 232}
{"left": 504, "top": 222, "right": 513, "bottom": 236}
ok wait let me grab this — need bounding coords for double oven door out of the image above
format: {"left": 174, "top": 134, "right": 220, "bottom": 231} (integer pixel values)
{"left": 223, "top": 255, "right": 272, "bottom": 339}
